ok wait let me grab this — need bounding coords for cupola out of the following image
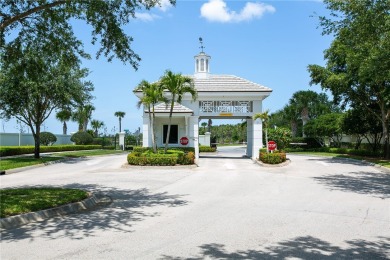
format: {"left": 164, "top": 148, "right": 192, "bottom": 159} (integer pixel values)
{"left": 194, "top": 37, "right": 211, "bottom": 79}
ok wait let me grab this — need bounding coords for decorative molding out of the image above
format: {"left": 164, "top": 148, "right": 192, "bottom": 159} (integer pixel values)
{"left": 199, "top": 101, "right": 253, "bottom": 114}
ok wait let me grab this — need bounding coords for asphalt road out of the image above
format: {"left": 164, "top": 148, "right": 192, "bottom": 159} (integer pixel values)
{"left": 1, "top": 146, "right": 389, "bottom": 259}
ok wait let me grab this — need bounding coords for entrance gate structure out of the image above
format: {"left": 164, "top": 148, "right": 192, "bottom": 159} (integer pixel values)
{"left": 134, "top": 50, "right": 272, "bottom": 161}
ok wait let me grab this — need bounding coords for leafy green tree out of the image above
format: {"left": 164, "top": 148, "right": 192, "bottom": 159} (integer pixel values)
{"left": 135, "top": 80, "right": 167, "bottom": 153}
{"left": 0, "top": 36, "right": 93, "bottom": 158}
{"left": 253, "top": 110, "right": 270, "bottom": 152}
{"left": 342, "top": 106, "right": 384, "bottom": 152}
{"left": 114, "top": 111, "right": 126, "bottom": 132}
{"left": 304, "top": 113, "right": 344, "bottom": 147}
{"left": 56, "top": 109, "right": 72, "bottom": 135}
{"left": 268, "top": 127, "right": 292, "bottom": 151}
{"left": 91, "top": 119, "right": 104, "bottom": 137}
{"left": 1, "top": 0, "right": 176, "bottom": 70}
{"left": 160, "top": 70, "right": 197, "bottom": 153}
{"left": 308, "top": 0, "right": 390, "bottom": 157}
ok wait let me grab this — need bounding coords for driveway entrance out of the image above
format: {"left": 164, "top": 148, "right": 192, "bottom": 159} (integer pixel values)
{"left": 1, "top": 153, "right": 389, "bottom": 259}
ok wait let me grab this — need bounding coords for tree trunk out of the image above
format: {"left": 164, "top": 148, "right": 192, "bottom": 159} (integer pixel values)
{"left": 83, "top": 119, "right": 88, "bottom": 132}
{"left": 265, "top": 127, "right": 269, "bottom": 153}
{"left": 150, "top": 105, "right": 157, "bottom": 153}
{"left": 301, "top": 108, "right": 309, "bottom": 137}
{"left": 119, "top": 117, "right": 122, "bottom": 132}
{"left": 291, "top": 120, "right": 298, "bottom": 138}
{"left": 164, "top": 98, "right": 175, "bottom": 153}
{"left": 381, "top": 112, "right": 389, "bottom": 159}
{"left": 63, "top": 121, "right": 67, "bottom": 135}
{"left": 34, "top": 124, "right": 41, "bottom": 159}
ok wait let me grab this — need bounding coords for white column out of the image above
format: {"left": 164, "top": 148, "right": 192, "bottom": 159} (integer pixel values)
{"left": 189, "top": 116, "right": 199, "bottom": 161}
{"left": 252, "top": 118, "right": 263, "bottom": 160}
{"left": 119, "top": 132, "right": 126, "bottom": 150}
{"left": 246, "top": 119, "right": 253, "bottom": 157}
{"left": 142, "top": 116, "right": 150, "bottom": 147}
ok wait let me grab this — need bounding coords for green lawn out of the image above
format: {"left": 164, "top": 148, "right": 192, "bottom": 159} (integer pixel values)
{"left": 289, "top": 151, "right": 390, "bottom": 168}
{"left": 0, "top": 157, "right": 64, "bottom": 171}
{"left": 0, "top": 187, "right": 88, "bottom": 218}
{"left": 55, "top": 149, "right": 126, "bottom": 158}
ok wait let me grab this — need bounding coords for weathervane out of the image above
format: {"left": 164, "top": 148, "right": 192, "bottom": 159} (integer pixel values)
{"left": 199, "top": 37, "right": 205, "bottom": 52}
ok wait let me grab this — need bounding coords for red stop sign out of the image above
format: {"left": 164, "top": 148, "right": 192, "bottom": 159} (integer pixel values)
{"left": 180, "top": 137, "right": 189, "bottom": 146}
{"left": 268, "top": 141, "right": 277, "bottom": 151}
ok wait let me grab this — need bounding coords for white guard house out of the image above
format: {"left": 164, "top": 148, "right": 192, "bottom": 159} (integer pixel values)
{"left": 134, "top": 49, "right": 272, "bottom": 161}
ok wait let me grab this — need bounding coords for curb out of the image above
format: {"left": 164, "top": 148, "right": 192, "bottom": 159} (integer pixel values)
{"left": 253, "top": 158, "right": 291, "bottom": 167}
{"left": 0, "top": 193, "right": 112, "bottom": 230}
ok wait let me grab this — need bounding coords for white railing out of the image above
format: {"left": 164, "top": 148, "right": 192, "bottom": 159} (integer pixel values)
{"left": 199, "top": 101, "right": 253, "bottom": 114}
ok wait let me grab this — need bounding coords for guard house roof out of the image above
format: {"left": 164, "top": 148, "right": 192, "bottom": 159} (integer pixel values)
{"left": 191, "top": 74, "right": 272, "bottom": 92}
{"left": 145, "top": 102, "right": 193, "bottom": 113}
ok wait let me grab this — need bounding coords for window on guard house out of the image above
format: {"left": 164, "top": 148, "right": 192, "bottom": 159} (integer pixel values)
{"left": 163, "top": 125, "right": 178, "bottom": 144}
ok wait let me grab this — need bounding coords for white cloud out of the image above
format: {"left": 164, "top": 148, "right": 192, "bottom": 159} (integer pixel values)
{"left": 200, "top": 0, "right": 275, "bottom": 23}
{"left": 157, "top": 0, "right": 173, "bottom": 12}
{"left": 135, "top": 12, "right": 160, "bottom": 22}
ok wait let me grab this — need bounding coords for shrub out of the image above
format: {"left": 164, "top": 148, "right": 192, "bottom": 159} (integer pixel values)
{"left": 260, "top": 152, "right": 287, "bottom": 164}
{"left": 40, "top": 132, "right": 57, "bottom": 146}
{"left": 71, "top": 132, "right": 94, "bottom": 145}
{"left": 127, "top": 153, "right": 177, "bottom": 166}
{"left": 0, "top": 145, "right": 102, "bottom": 157}
{"left": 127, "top": 148, "right": 196, "bottom": 166}
{"left": 180, "top": 151, "right": 195, "bottom": 165}
{"left": 267, "top": 127, "right": 292, "bottom": 150}
{"left": 199, "top": 146, "right": 216, "bottom": 152}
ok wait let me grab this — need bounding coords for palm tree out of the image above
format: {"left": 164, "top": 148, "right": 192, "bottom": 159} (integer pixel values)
{"left": 253, "top": 110, "right": 270, "bottom": 152}
{"left": 282, "top": 105, "right": 299, "bottom": 137}
{"left": 114, "top": 111, "right": 126, "bottom": 132}
{"left": 135, "top": 80, "right": 167, "bottom": 153}
{"left": 160, "top": 70, "right": 197, "bottom": 153}
{"left": 73, "top": 104, "right": 95, "bottom": 132}
{"left": 201, "top": 122, "right": 207, "bottom": 133}
{"left": 56, "top": 109, "right": 72, "bottom": 135}
{"left": 91, "top": 119, "right": 104, "bottom": 137}
{"left": 289, "top": 90, "right": 333, "bottom": 137}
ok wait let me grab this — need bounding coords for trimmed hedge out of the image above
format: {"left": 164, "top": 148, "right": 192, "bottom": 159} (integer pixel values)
{"left": 285, "top": 147, "right": 382, "bottom": 157}
{"left": 0, "top": 145, "right": 101, "bottom": 157}
{"left": 199, "top": 146, "right": 216, "bottom": 152}
{"left": 127, "top": 152, "right": 178, "bottom": 166}
{"left": 133, "top": 147, "right": 195, "bottom": 153}
{"left": 128, "top": 148, "right": 196, "bottom": 166}
{"left": 260, "top": 152, "right": 287, "bottom": 164}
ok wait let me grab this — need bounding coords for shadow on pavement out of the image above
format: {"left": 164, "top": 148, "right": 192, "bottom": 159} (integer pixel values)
{"left": 1, "top": 183, "right": 189, "bottom": 242}
{"left": 160, "top": 236, "right": 390, "bottom": 259}
{"left": 313, "top": 171, "right": 390, "bottom": 199}
{"left": 199, "top": 156, "right": 249, "bottom": 160}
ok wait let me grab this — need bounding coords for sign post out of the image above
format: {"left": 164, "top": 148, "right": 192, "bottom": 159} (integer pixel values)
{"left": 268, "top": 140, "right": 277, "bottom": 152}
{"left": 180, "top": 136, "right": 189, "bottom": 146}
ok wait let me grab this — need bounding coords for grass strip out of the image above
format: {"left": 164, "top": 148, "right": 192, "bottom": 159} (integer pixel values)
{"left": 289, "top": 152, "right": 390, "bottom": 168}
{"left": 0, "top": 157, "right": 63, "bottom": 171}
{"left": 55, "top": 149, "right": 126, "bottom": 158}
{"left": 0, "top": 188, "right": 88, "bottom": 218}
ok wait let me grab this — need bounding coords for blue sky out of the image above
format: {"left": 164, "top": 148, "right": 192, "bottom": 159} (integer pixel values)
{"left": 2, "top": 0, "right": 333, "bottom": 135}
